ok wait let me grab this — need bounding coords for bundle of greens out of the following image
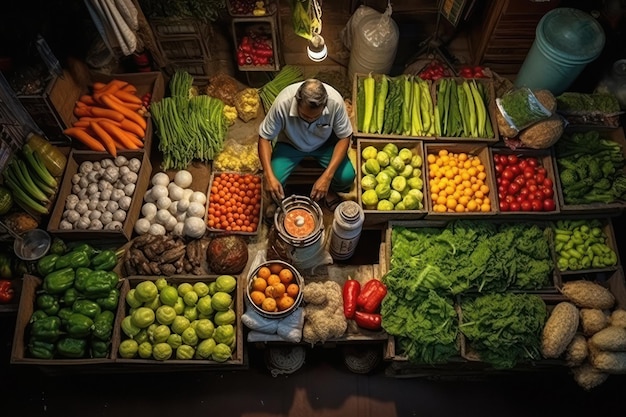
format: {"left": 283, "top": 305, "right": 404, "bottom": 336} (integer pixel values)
{"left": 556, "top": 92, "right": 621, "bottom": 127}
{"left": 555, "top": 130, "right": 626, "bottom": 205}
{"left": 258, "top": 65, "right": 304, "bottom": 113}
{"left": 381, "top": 290, "right": 458, "bottom": 364}
{"left": 459, "top": 293, "right": 547, "bottom": 369}
{"left": 387, "top": 220, "right": 553, "bottom": 294}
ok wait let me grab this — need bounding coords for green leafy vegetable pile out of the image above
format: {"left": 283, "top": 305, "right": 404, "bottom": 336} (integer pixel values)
{"left": 381, "top": 290, "right": 458, "bottom": 364}
{"left": 459, "top": 293, "right": 547, "bottom": 369}
{"left": 387, "top": 220, "right": 553, "bottom": 294}
{"left": 555, "top": 130, "right": 626, "bottom": 204}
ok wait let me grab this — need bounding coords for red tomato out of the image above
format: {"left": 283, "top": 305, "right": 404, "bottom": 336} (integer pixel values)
{"left": 510, "top": 165, "right": 521, "bottom": 176}
{"left": 509, "top": 201, "right": 521, "bottom": 211}
{"left": 535, "top": 173, "right": 546, "bottom": 184}
{"left": 502, "top": 169, "right": 514, "bottom": 181}
{"left": 519, "top": 187, "right": 530, "bottom": 198}
{"left": 528, "top": 184, "right": 538, "bottom": 193}
{"left": 520, "top": 200, "right": 532, "bottom": 211}
{"left": 500, "top": 178, "right": 510, "bottom": 188}
{"left": 498, "top": 184, "right": 508, "bottom": 195}
{"left": 536, "top": 167, "right": 547, "bottom": 177}
{"left": 531, "top": 200, "right": 543, "bottom": 211}
{"left": 499, "top": 200, "right": 509, "bottom": 212}
{"left": 543, "top": 177, "right": 554, "bottom": 188}
{"left": 534, "top": 191, "right": 545, "bottom": 201}
{"left": 507, "top": 155, "right": 518, "bottom": 165}
{"left": 505, "top": 194, "right": 516, "bottom": 204}
{"left": 518, "top": 160, "right": 528, "bottom": 170}
{"left": 508, "top": 182, "right": 521, "bottom": 195}
{"left": 495, "top": 163, "right": 504, "bottom": 174}
{"left": 523, "top": 169, "right": 535, "bottom": 180}
{"left": 527, "top": 158, "right": 538, "bottom": 167}
{"left": 542, "top": 187, "right": 554, "bottom": 198}
{"left": 514, "top": 176, "right": 526, "bottom": 187}
{"left": 543, "top": 198, "right": 556, "bottom": 211}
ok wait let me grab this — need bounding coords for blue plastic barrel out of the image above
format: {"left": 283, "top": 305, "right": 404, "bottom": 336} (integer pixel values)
{"left": 515, "top": 8, "right": 605, "bottom": 95}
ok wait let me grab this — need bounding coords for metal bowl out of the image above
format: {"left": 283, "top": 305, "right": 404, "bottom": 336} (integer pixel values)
{"left": 14, "top": 229, "right": 51, "bottom": 261}
{"left": 246, "top": 259, "right": 304, "bottom": 319}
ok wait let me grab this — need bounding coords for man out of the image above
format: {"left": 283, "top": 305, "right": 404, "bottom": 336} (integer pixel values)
{"left": 258, "top": 78, "right": 355, "bottom": 209}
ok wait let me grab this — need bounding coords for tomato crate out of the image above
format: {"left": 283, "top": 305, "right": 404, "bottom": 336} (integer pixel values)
{"left": 11, "top": 275, "right": 117, "bottom": 365}
{"left": 232, "top": 17, "right": 280, "bottom": 72}
{"left": 356, "top": 139, "right": 427, "bottom": 227}
{"left": 489, "top": 146, "right": 560, "bottom": 216}
{"left": 554, "top": 126, "right": 626, "bottom": 215}
{"left": 112, "top": 275, "right": 244, "bottom": 366}
{"left": 423, "top": 142, "right": 498, "bottom": 219}
{"left": 205, "top": 171, "right": 263, "bottom": 236}
{"left": 553, "top": 217, "right": 621, "bottom": 278}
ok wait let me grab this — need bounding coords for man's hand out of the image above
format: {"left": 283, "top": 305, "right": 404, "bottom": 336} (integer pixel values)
{"left": 310, "top": 174, "right": 331, "bottom": 201}
{"left": 266, "top": 175, "right": 285, "bottom": 201}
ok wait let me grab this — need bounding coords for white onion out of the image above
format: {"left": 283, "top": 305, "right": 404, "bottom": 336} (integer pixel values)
{"left": 189, "top": 191, "right": 207, "bottom": 205}
{"left": 174, "top": 170, "right": 193, "bottom": 188}
{"left": 151, "top": 172, "right": 170, "bottom": 187}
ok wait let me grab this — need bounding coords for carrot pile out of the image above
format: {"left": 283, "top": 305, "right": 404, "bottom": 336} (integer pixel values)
{"left": 64, "top": 79, "right": 148, "bottom": 156}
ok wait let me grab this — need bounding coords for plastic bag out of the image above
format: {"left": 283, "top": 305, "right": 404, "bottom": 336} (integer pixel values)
{"left": 206, "top": 72, "right": 239, "bottom": 107}
{"left": 290, "top": 0, "right": 313, "bottom": 40}
{"left": 340, "top": 5, "right": 379, "bottom": 50}
{"left": 235, "top": 88, "right": 261, "bottom": 122}
{"left": 496, "top": 87, "right": 552, "bottom": 134}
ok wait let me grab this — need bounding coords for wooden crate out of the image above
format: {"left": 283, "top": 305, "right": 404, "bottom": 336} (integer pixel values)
{"left": 112, "top": 275, "right": 244, "bottom": 366}
{"left": 232, "top": 17, "right": 280, "bottom": 72}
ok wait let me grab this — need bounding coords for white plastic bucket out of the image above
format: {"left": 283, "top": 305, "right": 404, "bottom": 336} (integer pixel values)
{"left": 329, "top": 201, "right": 364, "bottom": 261}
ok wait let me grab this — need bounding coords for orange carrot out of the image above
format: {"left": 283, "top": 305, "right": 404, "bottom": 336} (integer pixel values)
{"left": 114, "top": 89, "right": 143, "bottom": 105}
{"left": 91, "top": 106, "right": 125, "bottom": 122}
{"left": 100, "top": 120, "right": 141, "bottom": 150}
{"left": 73, "top": 106, "right": 92, "bottom": 118}
{"left": 101, "top": 94, "right": 147, "bottom": 130}
{"left": 94, "top": 79, "right": 128, "bottom": 102}
{"left": 121, "top": 83, "right": 138, "bottom": 94}
{"left": 90, "top": 121, "right": 118, "bottom": 157}
{"left": 79, "top": 94, "right": 97, "bottom": 106}
{"left": 63, "top": 127, "right": 106, "bottom": 151}
{"left": 92, "top": 81, "right": 107, "bottom": 92}
{"left": 119, "top": 118, "right": 145, "bottom": 139}
{"left": 74, "top": 117, "right": 122, "bottom": 128}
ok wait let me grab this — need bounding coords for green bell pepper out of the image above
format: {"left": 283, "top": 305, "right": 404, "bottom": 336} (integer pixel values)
{"left": 28, "top": 339, "right": 56, "bottom": 359}
{"left": 56, "top": 337, "right": 87, "bottom": 358}
{"left": 36, "top": 294, "right": 60, "bottom": 315}
{"left": 29, "top": 310, "right": 48, "bottom": 323}
{"left": 72, "top": 299, "right": 102, "bottom": 319}
{"left": 66, "top": 313, "right": 94, "bottom": 338}
{"left": 91, "top": 249, "right": 118, "bottom": 271}
{"left": 74, "top": 267, "right": 92, "bottom": 293}
{"left": 63, "top": 287, "right": 79, "bottom": 307}
{"left": 92, "top": 310, "right": 115, "bottom": 341}
{"left": 91, "top": 340, "right": 110, "bottom": 358}
{"left": 37, "top": 254, "right": 60, "bottom": 276}
{"left": 57, "top": 307, "right": 74, "bottom": 325}
{"left": 83, "top": 270, "right": 117, "bottom": 298}
{"left": 42, "top": 267, "right": 75, "bottom": 295}
{"left": 70, "top": 243, "right": 97, "bottom": 258}
{"left": 96, "top": 288, "right": 120, "bottom": 311}
{"left": 30, "top": 315, "right": 62, "bottom": 342}
{"left": 50, "top": 237, "right": 67, "bottom": 255}
{"left": 55, "top": 250, "right": 91, "bottom": 270}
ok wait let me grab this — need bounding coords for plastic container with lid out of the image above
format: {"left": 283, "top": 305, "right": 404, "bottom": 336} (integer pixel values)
{"left": 329, "top": 200, "right": 365, "bottom": 261}
{"left": 26, "top": 132, "right": 67, "bottom": 177}
{"left": 515, "top": 8, "right": 606, "bottom": 95}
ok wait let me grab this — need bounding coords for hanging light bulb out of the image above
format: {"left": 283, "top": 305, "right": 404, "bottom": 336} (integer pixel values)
{"left": 307, "top": 34, "right": 327, "bottom": 62}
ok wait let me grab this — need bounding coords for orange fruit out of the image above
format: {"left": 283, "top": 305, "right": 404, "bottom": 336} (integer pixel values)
{"left": 250, "top": 290, "right": 265, "bottom": 306}
{"left": 261, "top": 297, "right": 277, "bottom": 312}
{"left": 271, "top": 282, "right": 286, "bottom": 298}
{"left": 278, "top": 268, "right": 294, "bottom": 284}
{"left": 252, "top": 277, "right": 267, "bottom": 292}
{"left": 267, "top": 274, "right": 281, "bottom": 286}
{"left": 257, "top": 266, "right": 271, "bottom": 280}
{"left": 286, "top": 283, "right": 299, "bottom": 297}
{"left": 277, "top": 295, "right": 295, "bottom": 311}
{"left": 268, "top": 263, "right": 283, "bottom": 274}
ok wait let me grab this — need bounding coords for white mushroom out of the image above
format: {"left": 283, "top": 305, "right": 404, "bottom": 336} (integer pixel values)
{"left": 111, "top": 189, "right": 125, "bottom": 202}
{"left": 115, "top": 155, "right": 129, "bottom": 167}
{"left": 172, "top": 222, "right": 185, "bottom": 237}
{"left": 168, "top": 201, "right": 179, "bottom": 215}
{"left": 106, "top": 200, "right": 119, "bottom": 212}
{"left": 148, "top": 223, "right": 166, "bottom": 236}
{"left": 143, "top": 189, "right": 155, "bottom": 203}
{"left": 103, "top": 166, "right": 119, "bottom": 183}
{"left": 122, "top": 172, "right": 138, "bottom": 185}
{"left": 76, "top": 216, "right": 91, "bottom": 230}
{"left": 86, "top": 170, "right": 101, "bottom": 183}
{"left": 156, "top": 196, "right": 171, "bottom": 210}
{"left": 156, "top": 209, "right": 171, "bottom": 225}
{"left": 104, "top": 221, "right": 123, "bottom": 231}
{"left": 112, "top": 209, "right": 127, "bottom": 223}
{"left": 187, "top": 202, "right": 205, "bottom": 218}
{"left": 128, "top": 158, "right": 141, "bottom": 173}
{"left": 75, "top": 201, "right": 89, "bottom": 215}
{"left": 114, "top": 180, "right": 125, "bottom": 190}
{"left": 189, "top": 191, "right": 207, "bottom": 205}
{"left": 98, "top": 180, "right": 113, "bottom": 192}
{"left": 72, "top": 174, "right": 81, "bottom": 185}
{"left": 78, "top": 177, "right": 89, "bottom": 189}
{"left": 177, "top": 198, "right": 190, "bottom": 213}
{"left": 118, "top": 196, "right": 132, "bottom": 211}
{"left": 89, "top": 210, "right": 102, "bottom": 220}
{"left": 87, "top": 199, "right": 99, "bottom": 211}
{"left": 64, "top": 209, "right": 80, "bottom": 223}
{"left": 141, "top": 203, "right": 158, "bottom": 219}
{"left": 87, "top": 183, "right": 99, "bottom": 196}
{"left": 65, "top": 194, "right": 79, "bottom": 210}
{"left": 59, "top": 220, "right": 73, "bottom": 230}
{"left": 78, "top": 161, "right": 93, "bottom": 174}
{"left": 72, "top": 184, "right": 82, "bottom": 195}
{"left": 134, "top": 218, "right": 151, "bottom": 235}
{"left": 96, "top": 201, "right": 109, "bottom": 213}
{"left": 119, "top": 166, "right": 131, "bottom": 177}
{"left": 100, "top": 159, "right": 113, "bottom": 169}
{"left": 100, "top": 211, "right": 113, "bottom": 225}
{"left": 92, "top": 161, "right": 102, "bottom": 171}
{"left": 174, "top": 170, "right": 193, "bottom": 188}
{"left": 124, "top": 183, "right": 136, "bottom": 196}
{"left": 89, "top": 219, "right": 104, "bottom": 230}
{"left": 164, "top": 216, "right": 178, "bottom": 232}
{"left": 100, "top": 188, "right": 112, "bottom": 201}
{"left": 152, "top": 172, "right": 170, "bottom": 187}
{"left": 167, "top": 184, "right": 184, "bottom": 201}
{"left": 77, "top": 188, "right": 88, "bottom": 200}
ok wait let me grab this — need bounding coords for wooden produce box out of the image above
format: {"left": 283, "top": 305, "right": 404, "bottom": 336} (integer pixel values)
{"left": 431, "top": 77, "right": 499, "bottom": 143}
{"left": 11, "top": 275, "right": 115, "bottom": 365}
{"left": 47, "top": 150, "right": 151, "bottom": 242}
{"left": 356, "top": 139, "right": 427, "bottom": 227}
{"left": 232, "top": 18, "right": 280, "bottom": 72}
{"left": 112, "top": 275, "right": 244, "bottom": 366}
{"left": 423, "top": 142, "right": 498, "bottom": 219}
{"left": 384, "top": 220, "right": 560, "bottom": 292}
{"left": 554, "top": 217, "right": 621, "bottom": 279}
{"left": 352, "top": 73, "right": 435, "bottom": 140}
{"left": 553, "top": 126, "right": 626, "bottom": 214}
{"left": 205, "top": 171, "right": 263, "bottom": 236}
{"left": 16, "top": 70, "right": 83, "bottom": 144}
{"left": 489, "top": 146, "right": 561, "bottom": 217}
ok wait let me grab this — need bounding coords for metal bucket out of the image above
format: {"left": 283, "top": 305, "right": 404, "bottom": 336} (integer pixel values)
{"left": 272, "top": 195, "right": 326, "bottom": 270}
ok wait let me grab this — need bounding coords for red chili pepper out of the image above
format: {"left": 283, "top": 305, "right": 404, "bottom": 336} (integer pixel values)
{"left": 354, "top": 311, "right": 382, "bottom": 330}
{"left": 256, "top": 49, "right": 273, "bottom": 58}
{"left": 356, "top": 279, "right": 387, "bottom": 313}
{"left": 342, "top": 278, "right": 361, "bottom": 319}
{"left": 0, "top": 280, "right": 14, "bottom": 303}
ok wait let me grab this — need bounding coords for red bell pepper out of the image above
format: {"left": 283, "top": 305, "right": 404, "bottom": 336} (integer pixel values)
{"left": 0, "top": 280, "right": 14, "bottom": 303}
{"left": 356, "top": 279, "right": 387, "bottom": 313}
{"left": 342, "top": 278, "right": 361, "bottom": 319}
{"left": 354, "top": 311, "right": 382, "bottom": 330}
